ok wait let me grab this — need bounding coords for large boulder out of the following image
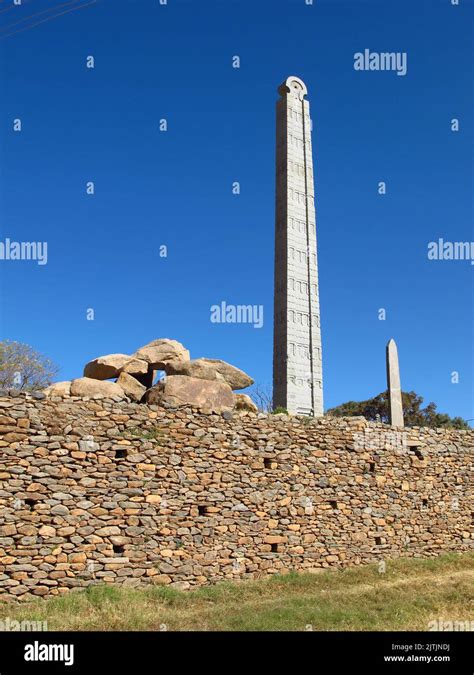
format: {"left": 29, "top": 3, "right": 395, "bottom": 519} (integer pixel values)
{"left": 164, "top": 359, "right": 221, "bottom": 382}
{"left": 116, "top": 372, "right": 146, "bottom": 402}
{"left": 134, "top": 339, "right": 190, "bottom": 369}
{"left": 234, "top": 393, "right": 258, "bottom": 413}
{"left": 70, "top": 377, "right": 126, "bottom": 399}
{"left": 83, "top": 354, "right": 130, "bottom": 380}
{"left": 84, "top": 354, "right": 150, "bottom": 381}
{"left": 144, "top": 375, "right": 234, "bottom": 413}
{"left": 165, "top": 358, "right": 253, "bottom": 390}
{"left": 44, "top": 381, "right": 71, "bottom": 397}
{"left": 119, "top": 358, "right": 149, "bottom": 376}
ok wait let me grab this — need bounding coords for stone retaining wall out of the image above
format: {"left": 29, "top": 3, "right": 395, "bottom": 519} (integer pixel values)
{"left": 0, "top": 392, "right": 472, "bottom": 601}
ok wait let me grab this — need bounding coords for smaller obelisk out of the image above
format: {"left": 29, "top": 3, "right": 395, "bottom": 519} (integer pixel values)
{"left": 386, "top": 338, "right": 404, "bottom": 427}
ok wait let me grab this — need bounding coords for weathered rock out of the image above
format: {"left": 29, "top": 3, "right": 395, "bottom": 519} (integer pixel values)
{"left": 119, "top": 358, "right": 149, "bottom": 376}
{"left": 70, "top": 377, "right": 126, "bottom": 399}
{"left": 96, "top": 526, "right": 121, "bottom": 537}
{"left": 133, "top": 339, "right": 190, "bottom": 369}
{"left": 234, "top": 393, "right": 258, "bottom": 412}
{"left": 44, "top": 381, "right": 71, "bottom": 397}
{"left": 32, "top": 391, "right": 46, "bottom": 400}
{"left": 201, "top": 358, "right": 253, "bottom": 389}
{"left": 145, "top": 375, "right": 234, "bottom": 413}
{"left": 116, "top": 372, "right": 146, "bottom": 402}
{"left": 153, "top": 574, "right": 172, "bottom": 585}
{"left": 84, "top": 354, "right": 130, "bottom": 380}
{"left": 78, "top": 436, "right": 100, "bottom": 452}
{"left": 0, "top": 524, "right": 17, "bottom": 536}
{"left": 166, "top": 358, "right": 253, "bottom": 390}
{"left": 38, "top": 525, "right": 56, "bottom": 537}
{"left": 164, "top": 359, "right": 220, "bottom": 382}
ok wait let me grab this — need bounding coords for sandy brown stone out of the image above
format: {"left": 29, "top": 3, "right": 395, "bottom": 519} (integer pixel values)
{"left": 70, "top": 378, "right": 125, "bottom": 399}
{"left": 144, "top": 375, "right": 234, "bottom": 413}
{"left": 116, "top": 372, "right": 146, "bottom": 402}
{"left": 83, "top": 354, "right": 130, "bottom": 380}
{"left": 119, "top": 358, "right": 149, "bottom": 376}
{"left": 44, "top": 381, "right": 71, "bottom": 397}
{"left": 234, "top": 393, "right": 258, "bottom": 412}
{"left": 165, "top": 358, "right": 253, "bottom": 390}
{"left": 133, "top": 339, "right": 190, "bottom": 369}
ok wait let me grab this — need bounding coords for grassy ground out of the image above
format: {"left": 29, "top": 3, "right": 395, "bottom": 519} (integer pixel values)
{"left": 2, "top": 553, "right": 472, "bottom": 631}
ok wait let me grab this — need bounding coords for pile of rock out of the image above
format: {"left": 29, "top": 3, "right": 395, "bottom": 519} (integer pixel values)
{"left": 45, "top": 338, "right": 257, "bottom": 413}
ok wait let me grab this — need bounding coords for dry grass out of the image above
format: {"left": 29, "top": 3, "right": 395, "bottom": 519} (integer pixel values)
{"left": 1, "top": 553, "right": 473, "bottom": 631}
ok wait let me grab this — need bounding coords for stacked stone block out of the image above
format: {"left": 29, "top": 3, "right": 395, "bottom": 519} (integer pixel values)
{"left": 0, "top": 392, "right": 471, "bottom": 601}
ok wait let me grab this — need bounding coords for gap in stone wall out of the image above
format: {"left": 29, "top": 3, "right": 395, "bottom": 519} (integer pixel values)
{"left": 410, "top": 446, "right": 423, "bottom": 459}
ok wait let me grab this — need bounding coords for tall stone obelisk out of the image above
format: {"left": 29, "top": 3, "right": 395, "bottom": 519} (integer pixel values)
{"left": 273, "top": 76, "right": 323, "bottom": 416}
{"left": 386, "top": 338, "right": 404, "bottom": 427}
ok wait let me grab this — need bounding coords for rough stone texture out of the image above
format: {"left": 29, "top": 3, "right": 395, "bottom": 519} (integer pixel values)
{"left": 273, "top": 76, "right": 323, "bottom": 417}
{"left": 145, "top": 376, "right": 234, "bottom": 413}
{"left": 164, "top": 360, "right": 219, "bottom": 382}
{"left": 50, "top": 340, "right": 251, "bottom": 410}
{"left": 44, "top": 381, "right": 71, "bottom": 398}
{"left": 116, "top": 373, "right": 147, "bottom": 402}
{"left": 119, "top": 358, "right": 149, "bottom": 377}
{"left": 0, "top": 392, "right": 471, "bottom": 602}
{"left": 386, "top": 338, "right": 404, "bottom": 427}
{"left": 133, "top": 339, "right": 190, "bottom": 369}
{"left": 84, "top": 354, "right": 131, "bottom": 380}
{"left": 234, "top": 393, "right": 258, "bottom": 412}
{"left": 165, "top": 358, "right": 253, "bottom": 390}
{"left": 70, "top": 378, "right": 125, "bottom": 399}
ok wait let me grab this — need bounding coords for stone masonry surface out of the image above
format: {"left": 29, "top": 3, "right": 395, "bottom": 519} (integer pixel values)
{"left": 0, "top": 392, "right": 472, "bottom": 601}
{"left": 273, "top": 76, "right": 323, "bottom": 416}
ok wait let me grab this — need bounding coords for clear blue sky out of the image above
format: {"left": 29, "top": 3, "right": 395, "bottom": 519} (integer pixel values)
{"left": 0, "top": 0, "right": 472, "bottom": 421}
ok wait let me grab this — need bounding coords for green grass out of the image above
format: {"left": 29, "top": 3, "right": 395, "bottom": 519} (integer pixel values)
{"left": 2, "top": 553, "right": 472, "bottom": 631}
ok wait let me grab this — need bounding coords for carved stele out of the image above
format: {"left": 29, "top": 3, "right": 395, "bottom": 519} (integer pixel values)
{"left": 273, "top": 76, "right": 323, "bottom": 416}
{"left": 386, "top": 338, "right": 404, "bottom": 427}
